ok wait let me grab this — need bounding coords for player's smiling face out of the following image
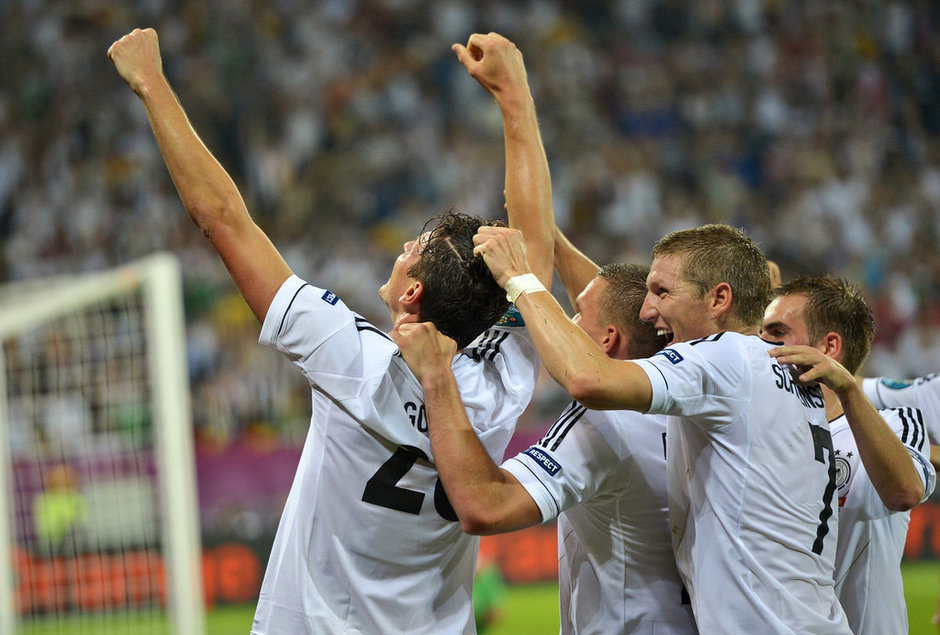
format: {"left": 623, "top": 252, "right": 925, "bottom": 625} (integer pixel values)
{"left": 761, "top": 293, "right": 813, "bottom": 347}
{"left": 379, "top": 232, "right": 429, "bottom": 316}
{"left": 640, "top": 254, "right": 714, "bottom": 345}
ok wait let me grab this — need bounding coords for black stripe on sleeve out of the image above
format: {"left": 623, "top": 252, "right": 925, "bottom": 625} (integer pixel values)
{"left": 897, "top": 407, "right": 912, "bottom": 446}
{"left": 539, "top": 402, "right": 587, "bottom": 452}
{"left": 895, "top": 406, "right": 927, "bottom": 451}
{"left": 355, "top": 316, "right": 393, "bottom": 342}
{"left": 276, "top": 283, "right": 311, "bottom": 338}
{"left": 464, "top": 328, "right": 509, "bottom": 363}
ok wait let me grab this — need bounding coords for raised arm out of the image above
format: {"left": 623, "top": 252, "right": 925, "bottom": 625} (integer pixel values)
{"left": 108, "top": 28, "right": 291, "bottom": 321}
{"left": 770, "top": 345, "right": 926, "bottom": 511}
{"left": 473, "top": 226, "right": 653, "bottom": 411}
{"left": 454, "top": 33, "right": 554, "bottom": 289}
{"left": 391, "top": 320, "right": 542, "bottom": 534}
{"left": 553, "top": 225, "right": 601, "bottom": 312}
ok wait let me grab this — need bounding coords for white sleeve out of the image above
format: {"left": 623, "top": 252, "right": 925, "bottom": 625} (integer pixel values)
{"left": 863, "top": 375, "right": 940, "bottom": 445}
{"left": 258, "top": 275, "right": 399, "bottom": 401}
{"left": 632, "top": 335, "right": 748, "bottom": 427}
{"left": 502, "top": 404, "right": 619, "bottom": 524}
{"left": 885, "top": 407, "right": 937, "bottom": 502}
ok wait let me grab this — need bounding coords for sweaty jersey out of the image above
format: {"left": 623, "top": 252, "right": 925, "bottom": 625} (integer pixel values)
{"left": 634, "top": 332, "right": 851, "bottom": 634}
{"left": 832, "top": 407, "right": 935, "bottom": 634}
{"left": 502, "top": 403, "right": 696, "bottom": 634}
{"left": 251, "top": 276, "right": 539, "bottom": 634}
{"left": 863, "top": 374, "right": 940, "bottom": 444}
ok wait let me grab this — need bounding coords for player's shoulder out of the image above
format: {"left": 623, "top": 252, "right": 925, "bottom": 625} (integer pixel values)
{"left": 651, "top": 331, "right": 758, "bottom": 368}
{"left": 879, "top": 405, "right": 928, "bottom": 447}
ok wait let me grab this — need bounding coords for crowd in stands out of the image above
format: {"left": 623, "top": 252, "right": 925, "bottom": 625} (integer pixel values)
{"left": 2, "top": 0, "right": 939, "bottom": 448}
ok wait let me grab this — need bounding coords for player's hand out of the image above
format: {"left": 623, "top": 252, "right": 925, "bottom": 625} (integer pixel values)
{"left": 768, "top": 345, "right": 855, "bottom": 396}
{"left": 452, "top": 33, "right": 528, "bottom": 102}
{"left": 392, "top": 318, "right": 457, "bottom": 383}
{"left": 107, "top": 28, "right": 164, "bottom": 96}
{"left": 472, "top": 226, "right": 532, "bottom": 288}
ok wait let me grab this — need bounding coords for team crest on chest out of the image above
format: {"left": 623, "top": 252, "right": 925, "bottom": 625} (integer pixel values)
{"left": 835, "top": 456, "right": 851, "bottom": 495}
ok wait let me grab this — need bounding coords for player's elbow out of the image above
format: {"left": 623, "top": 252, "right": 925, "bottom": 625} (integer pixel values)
{"left": 881, "top": 482, "right": 924, "bottom": 512}
{"left": 458, "top": 507, "right": 507, "bottom": 536}
{"left": 189, "top": 199, "right": 250, "bottom": 241}
{"left": 563, "top": 372, "right": 622, "bottom": 410}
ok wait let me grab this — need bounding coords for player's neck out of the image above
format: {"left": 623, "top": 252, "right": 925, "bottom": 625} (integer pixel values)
{"left": 821, "top": 384, "right": 844, "bottom": 422}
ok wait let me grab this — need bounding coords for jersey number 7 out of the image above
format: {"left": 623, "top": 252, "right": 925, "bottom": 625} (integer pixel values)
{"left": 808, "top": 422, "right": 837, "bottom": 555}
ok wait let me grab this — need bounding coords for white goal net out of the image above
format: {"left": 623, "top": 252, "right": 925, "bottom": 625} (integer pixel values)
{"left": 0, "top": 253, "right": 205, "bottom": 634}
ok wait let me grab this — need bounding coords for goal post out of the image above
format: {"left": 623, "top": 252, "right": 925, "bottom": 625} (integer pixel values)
{"left": 0, "top": 253, "right": 205, "bottom": 634}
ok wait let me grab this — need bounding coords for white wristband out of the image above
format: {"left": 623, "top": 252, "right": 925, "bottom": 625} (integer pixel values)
{"left": 504, "top": 273, "right": 546, "bottom": 304}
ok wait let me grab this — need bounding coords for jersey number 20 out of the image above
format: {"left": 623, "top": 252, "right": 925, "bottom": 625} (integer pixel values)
{"left": 361, "top": 445, "right": 458, "bottom": 521}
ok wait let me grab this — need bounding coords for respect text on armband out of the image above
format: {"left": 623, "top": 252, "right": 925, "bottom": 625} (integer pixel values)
{"left": 772, "top": 363, "right": 825, "bottom": 408}
{"left": 524, "top": 447, "right": 562, "bottom": 476}
{"left": 404, "top": 401, "right": 428, "bottom": 433}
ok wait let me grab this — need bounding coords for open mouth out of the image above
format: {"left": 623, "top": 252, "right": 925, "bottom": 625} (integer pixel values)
{"left": 657, "top": 329, "right": 674, "bottom": 346}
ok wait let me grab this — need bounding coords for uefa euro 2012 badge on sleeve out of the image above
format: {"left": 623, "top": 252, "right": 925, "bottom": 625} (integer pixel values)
{"left": 496, "top": 306, "right": 525, "bottom": 327}
{"left": 879, "top": 378, "right": 914, "bottom": 390}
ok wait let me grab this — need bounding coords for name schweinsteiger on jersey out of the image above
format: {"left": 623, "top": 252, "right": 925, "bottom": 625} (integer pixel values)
{"left": 633, "top": 332, "right": 850, "bottom": 634}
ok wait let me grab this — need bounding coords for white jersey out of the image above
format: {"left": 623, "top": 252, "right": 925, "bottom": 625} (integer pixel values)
{"left": 832, "top": 407, "right": 935, "bottom": 634}
{"left": 251, "top": 276, "right": 539, "bottom": 634}
{"left": 863, "top": 374, "right": 940, "bottom": 444}
{"left": 635, "top": 332, "right": 850, "bottom": 634}
{"left": 502, "top": 403, "right": 696, "bottom": 634}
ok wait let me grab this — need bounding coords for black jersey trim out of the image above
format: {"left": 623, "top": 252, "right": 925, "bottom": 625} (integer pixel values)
{"left": 896, "top": 406, "right": 926, "bottom": 451}
{"left": 465, "top": 328, "right": 509, "bottom": 363}
{"left": 355, "top": 316, "right": 393, "bottom": 342}
{"left": 276, "top": 283, "right": 311, "bottom": 338}
{"left": 540, "top": 402, "right": 587, "bottom": 452}
{"left": 688, "top": 332, "right": 726, "bottom": 346}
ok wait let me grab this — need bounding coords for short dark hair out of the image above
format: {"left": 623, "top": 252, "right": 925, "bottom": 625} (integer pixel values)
{"left": 771, "top": 276, "right": 875, "bottom": 375}
{"left": 408, "top": 211, "right": 510, "bottom": 349}
{"left": 652, "top": 224, "right": 771, "bottom": 329}
{"left": 597, "top": 263, "right": 667, "bottom": 359}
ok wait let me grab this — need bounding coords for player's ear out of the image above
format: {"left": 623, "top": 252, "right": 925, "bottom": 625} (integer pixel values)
{"left": 710, "top": 282, "right": 733, "bottom": 317}
{"left": 400, "top": 281, "right": 424, "bottom": 311}
{"left": 820, "top": 331, "right": 842, "bottom": 361}
{"left": 602, "top": 325, "right": 623, "bottom": 357}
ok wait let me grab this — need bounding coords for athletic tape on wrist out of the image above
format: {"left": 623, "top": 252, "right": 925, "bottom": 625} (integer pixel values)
{"left": 504, "top": 273, "right": 546, "bottom": 304}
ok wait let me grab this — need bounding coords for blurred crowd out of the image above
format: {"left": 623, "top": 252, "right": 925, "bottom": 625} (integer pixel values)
{"left": 2, "top": 0, "right": 940, "bottom": 448}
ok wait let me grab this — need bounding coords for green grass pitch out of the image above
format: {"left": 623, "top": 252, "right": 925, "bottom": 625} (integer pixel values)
{"left": 14, "top": 560, "right": 940, "bottom": 633}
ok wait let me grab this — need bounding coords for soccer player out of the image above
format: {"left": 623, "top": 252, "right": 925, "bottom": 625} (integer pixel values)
{"left": 393, "top": 228, "right": 695, "bottom": 633}
{"left": 469, "top": 222, "right": 851, "bottom": 632}
{"left": 761, "top": 275, "right": 935, "bottom": 633}
{"left": 108, "top": 29, "right": 554, "bottom": 634}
